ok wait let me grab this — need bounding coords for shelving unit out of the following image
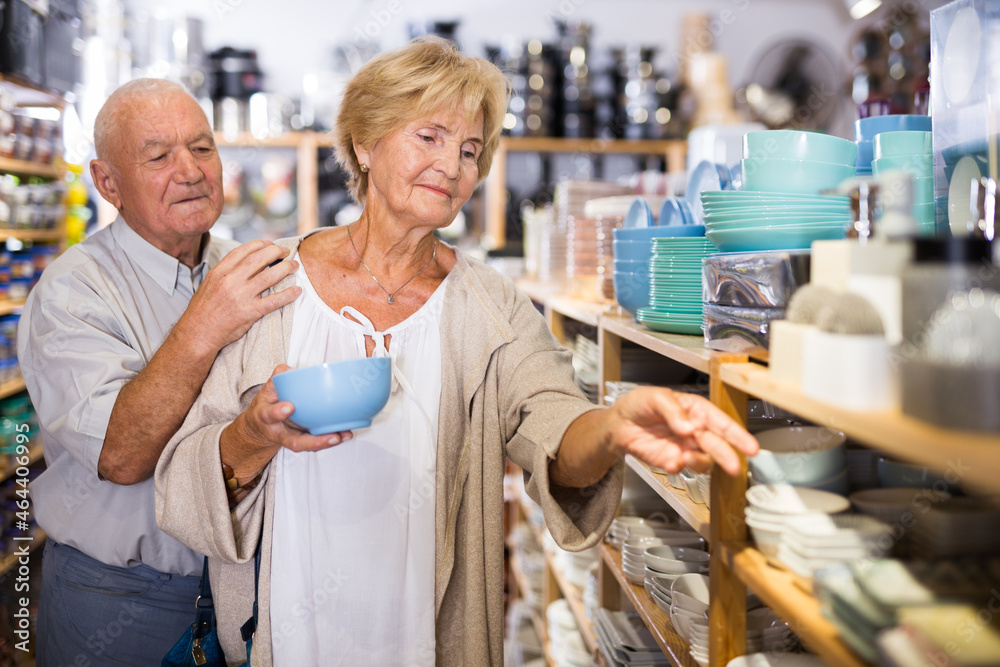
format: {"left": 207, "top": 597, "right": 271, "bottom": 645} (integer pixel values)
{"left": 484, "top": 136, "right": 687, "bottom": 249}
{"left": 510, "top": 280, "right": 1000, "bottom": 667}
{"left": 214, "top": 130, "right": 336, "bottom": 235}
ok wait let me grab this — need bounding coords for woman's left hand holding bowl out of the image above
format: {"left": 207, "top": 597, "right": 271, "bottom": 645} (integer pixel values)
{"left": 219, "top": 364, "right": 354, "bottom": 495}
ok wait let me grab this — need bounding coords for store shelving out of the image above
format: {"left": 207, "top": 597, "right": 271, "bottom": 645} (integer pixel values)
{"left": 0, "top": 376, "right": 26, "bottom": 400}
{"left": 599, "top": 543, "right": 696, "bottom": 667}
{"left": 0, "top": 529, "right": 47, "bottom": 578}
{"left": 0, "top": 444, "right": 43, "bottom": 484}
{"left": 0, "top": 300, "right": 25, "bottom": 316}
{"left": 717, "top": 542, "right": 867, "bottom": 667}
{"left": 485, "top": 137, "right": 687, "bottom": 249}
{"left": 214, "top": 130, "right": 335, "bottom": 235}
{"left": 623, "top": 456, "right": 710, "bottom": 539}
{"left": 719, "top": 361, "right": 1000, "bottom": 494}
{"left": 0, "top": 156, "right": 63, "bottom": 180}
{"left": 513, "top": 280, "right": 1000, "bottom": 667}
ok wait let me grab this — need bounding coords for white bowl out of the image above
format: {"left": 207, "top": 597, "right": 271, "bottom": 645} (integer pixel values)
{"left": 671, "top": 573, "right": 711, "bottom": 605}
{"left": 749, "top": 426, "right": 847, "bottom": 485}
{"left": 645, "top": 546, "right": 712, "bottom": 573}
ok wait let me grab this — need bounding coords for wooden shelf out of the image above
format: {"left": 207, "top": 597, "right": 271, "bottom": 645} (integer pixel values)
{"left": 0, "top": 299, "right": 25, "bottom": 316}
{"left": 0, "top": 74, "right": 65, "bottom": 107}
{"left": 720, "top": 362, "right": 1000, "bottom": 494}
{"left": 600, "top": 543, "right": 696, "bottom": 667}
{"left": 0, "top": 529, "right": 46, "bottom": 578}
{"left": 0, "top": 376, "right": 25, "bottom": 400}
{"left": 501, "top": 136, "right": 686, "bottom": 158}
{"left": 214, "top": 130, "right": 335, "bottom": 148}
{"left": 719, "top": 541, "right": 870, "bottom": 667}
{"left": 546, "top": 545, "right": 600, "bottom": 660}
{"left": 546, "top": 294, "right": 605, "bottom": 329}
{"left": 0, "top": 156, "right": 64, "bottom": 179}
{"left": 516, "top": 279, "right": 563, "bottom": 306}
{"left": 602, "top": 312, "right": 717, "bottom": 375}
{"left": 0, "top": 228, "right": 64, "bottom": 243}
{"left": 0, "top": 444, "right": 43, "bottom": 484}
{"left": 625, "top": 456, "right": 711, "bottom": 539}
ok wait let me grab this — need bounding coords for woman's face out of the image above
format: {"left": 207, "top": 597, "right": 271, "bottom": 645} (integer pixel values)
{"left": 359, "top": 105, "right": 483, "bottom": 230}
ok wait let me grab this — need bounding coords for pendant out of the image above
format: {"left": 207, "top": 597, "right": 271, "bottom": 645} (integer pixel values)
{"left": 388, "top": 295, "right": 394, "bottom": 304}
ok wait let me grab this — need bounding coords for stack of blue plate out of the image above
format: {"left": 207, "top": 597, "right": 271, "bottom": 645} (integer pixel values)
{"left": 636, "top": 237, "right": 716, "bottom": 335}
{"left": 701, "top": 191, "right": 852, "bottom": 252}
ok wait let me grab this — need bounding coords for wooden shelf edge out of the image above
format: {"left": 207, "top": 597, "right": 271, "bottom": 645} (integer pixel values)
{"left": 0, "top": 228, "right": 64, "bottom": 242}
{"left": 624, "top": 456, "right": 710, "bottom": 539}
{"left": 0, "top": 444, "right": 42, "bottom": 484}
{"left": 0, "top": 376, "right": 25, "bottom": 400}
{"left": 546, "top": 547, "right": 601, "bottom": 659}
{"left": 501, "top": 136, "right": 686, "bottom": 155}
{"left": 719, "top": 362, "right": 1000, "bottom": 494}
{"left": 0, "top": 528, "right": 46, "bottom": 578}
{"left": 0, "top": 156, "right": 63, "bottom": 179}
{"left": 719, "top": 541, "right": 871, "bottom": 667}
{"left": 599, "top": 543, "right": 697, "bottom": 667}
{"left": 0, "top": 299, "right": 25, "bottom": 316}
{"left": 602, "top": 314, "right": 716, "bottom": 374}
{"left": 547, "top": 295, "right": 605, "bottom": 328}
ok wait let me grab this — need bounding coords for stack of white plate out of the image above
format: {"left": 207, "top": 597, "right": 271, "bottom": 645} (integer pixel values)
{"left": 505, "top": 599, "right": 545, "bottom": 667}
{"left": 726, "top": 653, "right": 828, "bottom": 667}
{"left": 909, "top": 496, "right": 1000, "bottom": 559}
{"left": 686, "top": 608, "right": 793, "bottom": 667}
{"left": 593, "top": 609, "right": 670, "bottom": 666}
{"left": 642, "top": 545, "right": 710, "bottom": 590}
{"left": 775, "top": 513, "right": 893, "bottom": 580}
{"left": 569, "top": 334, "right": 600, "bottom": 403}
{"left": 509, "top": 524, "right": 545, "bottom": 612}
{"left": 547, "top": 599, "right": 595, "bottom": 667}
{"left": 606, "top": 515, "right": 679, "bottom": 549}
{"left": 745, "top": 484, "right": 851, "bottom": 561}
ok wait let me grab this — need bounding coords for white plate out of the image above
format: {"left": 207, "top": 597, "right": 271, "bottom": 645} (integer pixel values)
{"left": 746, "top": 484, "right": 851, "bottom": 515}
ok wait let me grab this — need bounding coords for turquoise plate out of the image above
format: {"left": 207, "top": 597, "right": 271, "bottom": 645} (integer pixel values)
{"left": 706, "top": 223, "right": 846, "bottom": 253}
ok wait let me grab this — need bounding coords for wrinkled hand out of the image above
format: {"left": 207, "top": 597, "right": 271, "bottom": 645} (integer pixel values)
{"left": 232, "top": 365, "right": 354, "bottom": 458}
{"left": 178, "top": 240, "right": 302, "bottom": 358}
{"left": 608, "top": 387, "right": 758, "bottom": 476}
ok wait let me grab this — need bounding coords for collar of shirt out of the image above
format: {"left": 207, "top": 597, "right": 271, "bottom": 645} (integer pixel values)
{"left": 110, "top": 216, "right": 211, "bottom": 295}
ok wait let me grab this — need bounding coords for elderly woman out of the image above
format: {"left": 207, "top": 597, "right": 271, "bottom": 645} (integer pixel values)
{"left": 156, "top": 37, "right": 757, "bottom": 666}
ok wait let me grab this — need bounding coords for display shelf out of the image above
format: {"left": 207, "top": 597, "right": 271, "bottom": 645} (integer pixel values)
{"left": 484, "top": 136, "right": 686, "bottom": 249}
{"left": 0, "top": 444, "right": 43, "bottom": 484}
{"left": 602, "top": 312, "right": 717, "bottom": 375}
{"left": 0, "top": 299, "right": 25, "bottom": 316}
{"left": 213, "top": 131, "right": 331, "bottom": 234}
{"left": 546, "top": 294, "right": 605, "bottom": 329}
{"left": 0, "top": 74, "right": 65, "bottom": 107}
{"left": 0, "top": 228, "right": 65, "bottom": 243}
{"left": 0, "top": 529, "right": 46, "bottom": 578}
{"left": 624, "top": 456, "right": 711, "bottom": 539}
{"left": 0, "top": 156, "right": 63, "bottom": 179}
{"left": 515, "top": 279, "right": 563, "bottom": 306}
{"left": 0, "top": 376, "right": 25, "bottom": 400}
{"left": 600, "top": 543, "right": 696, "bottom": 667}
{"left": 720, "top": 362, "right": 1000, "bottom": 494}
{"left": 718, "top": 541, "right": 870, "bottom": 667}
{"left": 545, "top": 546, "right": 600, "bottom": 659}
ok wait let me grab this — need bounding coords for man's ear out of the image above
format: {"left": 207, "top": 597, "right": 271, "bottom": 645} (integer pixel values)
{"left": 90, "top": 159, "right": 123, "bottom": 210}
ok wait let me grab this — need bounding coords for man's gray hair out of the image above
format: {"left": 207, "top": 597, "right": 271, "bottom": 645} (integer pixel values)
{"left": 93, "top": 78, "right": 197, "bottom": 162}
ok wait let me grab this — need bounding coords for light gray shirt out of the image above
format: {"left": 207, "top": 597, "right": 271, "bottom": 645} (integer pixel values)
{"left": 17, "top": 216, "right": 236, "bottom": 576}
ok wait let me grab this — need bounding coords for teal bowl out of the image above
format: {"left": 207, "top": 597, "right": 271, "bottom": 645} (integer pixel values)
{"left": 871, "top": 155, "right": 933, "bottom": 176}
{"left": 741, "top": 158, "right": 857, "bottom": 194}
{"left": 874, "top": 131, "right": 933, "bottom": 158}
{"left": 612, "top": 239, "right": 653, "bottom": 261}
{"left": 743, "top": 129, "right": 858, "bottom": 166}
{"left": 273, "top": 358, "right": 391, "bottom": 434}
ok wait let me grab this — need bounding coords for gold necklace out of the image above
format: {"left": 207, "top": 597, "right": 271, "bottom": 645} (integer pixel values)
{"left": 347, "top": 224, "right": 437, "bottom": 304}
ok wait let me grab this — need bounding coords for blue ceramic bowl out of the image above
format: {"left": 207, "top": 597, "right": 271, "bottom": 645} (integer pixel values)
{"left": 613, "top": 258, "right": 650, "bottom": 274}
{"left": 612, "top": 239, "right": 653, "bottom": 261}
{"left": 853, "top": 114, "right": 932, "bottom": 142}
{"left": 613, "top": 225, "right": 706, "bottom": 242}
{"left": 272, "top": 357, "right": 391, "bottom": 435}
{"left": 613, "top": 271, "right": 651, "bottom": 316}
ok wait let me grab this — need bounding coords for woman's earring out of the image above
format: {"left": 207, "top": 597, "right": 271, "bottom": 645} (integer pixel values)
{"left": 360, "top": 164, "right": 369, "bottom": 173}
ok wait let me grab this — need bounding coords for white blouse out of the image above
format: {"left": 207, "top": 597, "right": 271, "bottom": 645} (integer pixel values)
{"left": 269, "top": 257, "right": 447, "bottom": 666}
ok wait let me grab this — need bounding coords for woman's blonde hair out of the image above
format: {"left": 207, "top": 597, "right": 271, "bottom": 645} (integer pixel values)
{"left": 334, "top": 36, "right": 511, "bottom": 202}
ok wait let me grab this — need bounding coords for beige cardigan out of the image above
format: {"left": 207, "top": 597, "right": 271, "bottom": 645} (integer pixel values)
{"left": 155, "top": 239, "right": 624, "bottom": 666}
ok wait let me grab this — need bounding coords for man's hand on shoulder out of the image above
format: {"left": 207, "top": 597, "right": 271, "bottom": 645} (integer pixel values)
{"left": 175, "top": 240, "right": 301, "bottom": 359}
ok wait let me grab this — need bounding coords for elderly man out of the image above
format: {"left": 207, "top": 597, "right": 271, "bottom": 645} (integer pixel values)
{"left": 17, "top": 78, "right": 301, "bottom": 665}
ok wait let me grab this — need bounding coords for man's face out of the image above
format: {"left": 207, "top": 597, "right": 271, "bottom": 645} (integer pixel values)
{"left": 96, "top": 90, "right": 223, "bottom": 255}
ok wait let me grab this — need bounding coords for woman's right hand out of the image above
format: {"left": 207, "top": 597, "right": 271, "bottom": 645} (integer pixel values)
{"left": 220, "top": 364, "right": 354, "bottom": 484}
